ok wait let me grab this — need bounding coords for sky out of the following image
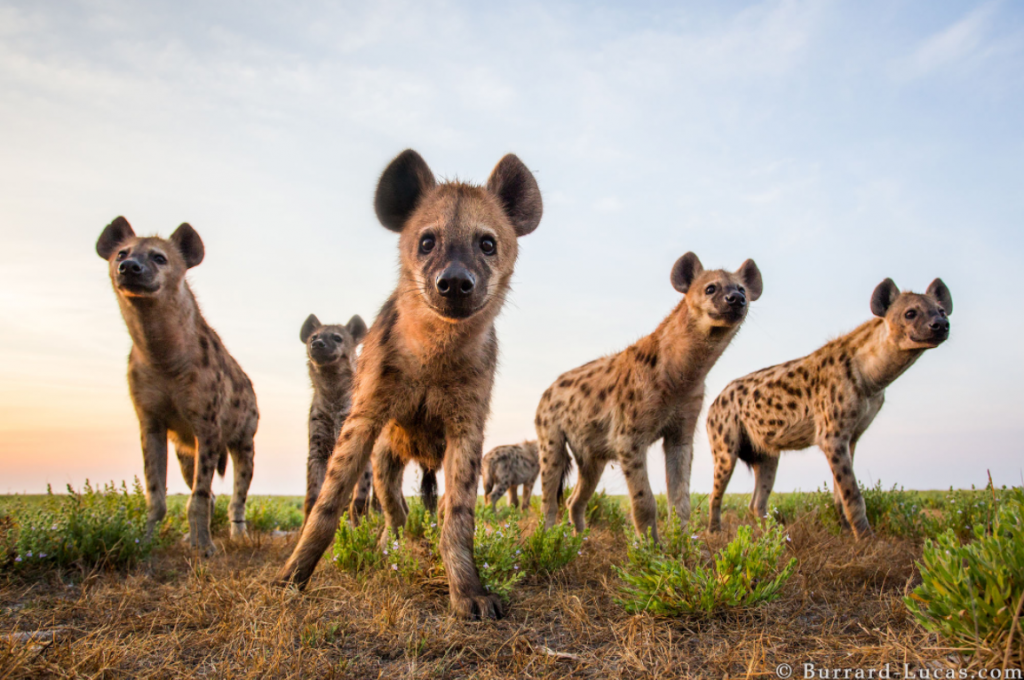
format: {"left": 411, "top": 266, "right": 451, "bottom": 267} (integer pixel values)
{"left": 1, "top": 0, "right": 1022, "bottom": 500}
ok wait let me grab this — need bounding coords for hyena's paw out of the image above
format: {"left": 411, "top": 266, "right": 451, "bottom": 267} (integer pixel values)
{"left": 229, "top": 521, "right": 248, "bottom": 541}
{"left": 188, "top": 533, "right": 217, "bottom": 558}
{"left": 451, "top": 592, "right": 505, "bottom": 621}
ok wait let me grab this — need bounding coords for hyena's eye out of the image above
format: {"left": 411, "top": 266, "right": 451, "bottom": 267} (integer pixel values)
{"left": 937, "top": 308, "right": 947, "bottom": 317}
{"left": 904, "top": 309, "right": 917, "bottom": 320}
{"left": 480, "top": 236, "right": 496, "bottom": 256}
{"left": 152, "top": 253, "right": 167, "bottom": 265}
{"left": 116, "top": 250, "right": 128, "bottom": 261}
{"left": 419, "top": 234, "right": 435, "bottom": 254}
{"left": 332, "top": 334, "right": 343, "bottom": 343}
{"left": 705, "top": 284, "right": 716, "bottom": 295}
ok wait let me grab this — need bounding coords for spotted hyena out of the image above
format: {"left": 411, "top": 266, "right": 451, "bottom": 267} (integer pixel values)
{"left": 96, "top": 217, "right": 259, "bottom": 555}
{"left": 537, "top": 253, "right": 762, "bottom": 542}
{"left": 275, "top": 149, "right": 542, "bottom": 620}
{"left": 299, "top": 313, "right": 369, "bottom": 525}
{"left": 706, "top": 278, "right": 953, "bottom": 538}
{"left": 482, "top": 441, "right": 539, "bottom": 512}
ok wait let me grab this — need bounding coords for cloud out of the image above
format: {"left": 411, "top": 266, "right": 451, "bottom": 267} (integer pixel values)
{"left": 894, "top": 2, "right": 998, "bottom": 80}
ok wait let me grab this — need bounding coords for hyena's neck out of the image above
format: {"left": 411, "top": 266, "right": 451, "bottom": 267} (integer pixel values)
{"left": 308, "top": 362, "right": 355, "bottom": 407}
{"left": 119, "top": 283, "right": 200, "bottom": 371}
{"left": 850, "top": 319, "right": 925, "bottom": 394}
{"left": 640, "top": 301, "right": 736, "bottom": 394}
{"left": 394, "top": 285, "right": 500, "bottom": 369}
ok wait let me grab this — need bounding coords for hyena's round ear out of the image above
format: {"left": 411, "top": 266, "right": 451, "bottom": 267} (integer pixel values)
{"left": 736, "top": 259, "right": 763, "bottom": 301}
{"left": 486, "top": 154, "right": 543, "bottom": 237}
{"left": 374, "top": 149, "right": 436, "bottom": 233}
{"left": 300, "top": 314, "right": 321, "bottom": 343}
{"left": 346, "top": 314, "right": 368, "bottom": 344}
{"left": 870, "top": 278, "right": 900, "bottom": 317}
{"left": 926, "top": 278, "right": 953, "bottom": 315}
{"left": 169, "top": 223, "right": 205, "bottom": 268}
{"left": 96, "top": 216, "right": 135, "bottom": 259}
{"left": 670, "top": 252, "right": 703, "bottom": 294}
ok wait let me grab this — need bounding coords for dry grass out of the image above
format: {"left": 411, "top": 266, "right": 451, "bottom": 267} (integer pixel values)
{"left": 0, "top": 510, "right": 979, "bottom": 679}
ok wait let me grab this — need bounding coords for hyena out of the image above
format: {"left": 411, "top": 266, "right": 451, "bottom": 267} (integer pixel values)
{"left": 96, "top": 217, "right": 258, "bottom": 555}
{"left": 299, "top": 313, "right": 368, "bottom": 524}
{"left": 706, "top": 278, "right": 952, "bottom": 538}
{"left": 482, "top": 441, "right": 540, "bottom": 512}
{"left": 275, "top": 149, "right": 542, "bottom": 620}
{"left": 537, "top": 253, "right": 762, "bottom": 542}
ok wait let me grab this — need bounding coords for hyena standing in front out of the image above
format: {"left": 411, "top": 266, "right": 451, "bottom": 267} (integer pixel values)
{"left": 706, "top": 278, "right": 953, "bottom": 538}
{"left": 275, "top": 150, "right": 542, "bottom": 620}
{"left": 537, "top": 253, "right": 762, "bottom": 542}
{"left": 96, "top": 217, "right": 258, "bottom": 555}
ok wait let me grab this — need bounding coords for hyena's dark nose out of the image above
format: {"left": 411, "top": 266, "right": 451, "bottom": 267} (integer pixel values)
{"left": 118, "top": 260, "right": 144, "bottom": 275}
{"left": 725, "top": 291, "right": 746, "bottom": 307}
{"left": 436, "top": 265, "right": 476, "bottom": 298}
{"left": 311, "top": 338, "right": 326, "bottom": 349}
{"left": 929, "top": 319, "right": 950, "bottom": 332}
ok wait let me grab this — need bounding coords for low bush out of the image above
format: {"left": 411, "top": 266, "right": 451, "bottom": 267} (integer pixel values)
{"left": 586, "top": 491, "right": 628, "bottom": 533}
{"left": 521, "top": 517, "right": 586, "bottom": 576}
{"left": 905, "top": 487, "right": 1024, "bottom": 665}
{"left": 615, "top": 518, "right": 796, "bottom": 616}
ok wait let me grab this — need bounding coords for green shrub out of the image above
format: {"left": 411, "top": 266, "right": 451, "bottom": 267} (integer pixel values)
{"left": 768, "top": 487, "right": 835, "bottom": 528}
{"left": 471, "top": 517, "right": 525, "bottom": 601}
{"left": 245, "top": 497, "right": 303, "bottom": 533}
{"left": 6, "top": 480, "right": 157, "bottom": 572}
{"left": 616, "top": 519, "right": 796, "bottom": 616}
{"left": 330, "top": 512, "right": 385, "bottom": 576}
{"left": 585, "top": 491, "right": 628, "bottom": 533}
{"left": 905, "top": 488, "right": 1024, "bottom": 662}
{"left": 521, "top": 517, "right": 586, "bottom": 576}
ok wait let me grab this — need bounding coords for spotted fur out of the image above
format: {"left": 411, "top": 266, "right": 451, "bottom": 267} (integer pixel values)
{"left": 706, "top": 278, "right": 953, "bottom": 538}
{"left": 275, "top": 150, "right": 542, "bottom": 621}
{"left": 96, "top": 217, "right": 259, "bottom": 555}
{"left": 537, "top": 253, "right": 762, "bottom": 542}
{"left": 482, "top": 441, "right": 540, "bottom": 512}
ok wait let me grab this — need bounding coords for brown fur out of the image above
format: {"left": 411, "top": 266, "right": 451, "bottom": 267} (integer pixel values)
{"left": 537, "top": 253, "right": 762, "bottom": 542}
{"left": 274, "top": 149, "right": 543, "bottom": 620}
{"left": 95, "top": 217, "right": 259, "bottom": 555}
{"left": 706, "top": 277, "right": 953, "bottom": 538}
{"left": 299, "top": 313, "right": 369, "bottom": 526}
{"left": 482, "top": 441, "right": 540, "bottom": 512}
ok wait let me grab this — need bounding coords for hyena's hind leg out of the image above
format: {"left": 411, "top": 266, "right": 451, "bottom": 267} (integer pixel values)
{"left": 707, "top": 411, "right": 742, "bottom": 532}
{"left": 832, "top": 438, "right": 860, "bottom": 532}
{"left": 228, "top": 435, "right": 255, "bottom": 539}
{"left": 748, "top": 455, "right": 779, "bottom": 521}
{"left": 371, "top": 436, "right": 408, "bottom": 544}
{"left": 488, "top": 476, "right": 510, "bottom": 513}
{"left": 507, "top": 485, "right": 520, "bottom": 509}
{"left": 568, "top": 457, "right": 606, "bottom": 535}
{"left": 350, "top": 463, "right": 374, "bottom": 525}
{"left": 538, "top": 423, "right": 571, "bottom": 529}
{"left": 521, "top": 464, "right": 538, "bottom": 512}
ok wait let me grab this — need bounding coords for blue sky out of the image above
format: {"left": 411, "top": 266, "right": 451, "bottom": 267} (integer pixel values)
{"left": 1, "top": 0, "right": 1021, "bottom": 498}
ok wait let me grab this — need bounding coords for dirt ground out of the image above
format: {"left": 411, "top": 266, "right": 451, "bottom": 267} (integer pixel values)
{"left": 0, "top": 511, "right": 971, "bottom": 679}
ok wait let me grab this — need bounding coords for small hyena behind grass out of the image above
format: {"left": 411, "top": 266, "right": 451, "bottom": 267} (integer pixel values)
{"left": 706, "top": 277, "right": 952, "bottom": 538}
{"left": 275, "top": 149, "right": 542, "bottom": 620}
{"left": 96, "top": 217, "right": 259, "bottom": 556}
{"left": 482, "top": 441, "right": 539, "bottom": 512}
{"left": 537, "top": 253, "right": 762, "bottom": 542}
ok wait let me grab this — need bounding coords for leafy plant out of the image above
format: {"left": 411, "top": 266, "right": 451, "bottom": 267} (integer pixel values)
{"left": 330, "top": 512, "right": 385, "bottom": 576}
{"left": 521, "top": 516, "right": 586, "bottom": 576}
{"left": 616, "top": 519, "right": 796, "bottom": 616}
{"left": 585, "top": 491, "right": 628, "bottom": 533}
{"left": 905, "top": 487, "right": 1024, "bottom": 663}
{"left": 6, "top": 479, "right": 157, "bottom": 572}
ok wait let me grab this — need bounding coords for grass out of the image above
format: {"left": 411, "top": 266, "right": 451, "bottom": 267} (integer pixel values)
{"left": 0, "top": 482, "right": 1020, "bottom": 677}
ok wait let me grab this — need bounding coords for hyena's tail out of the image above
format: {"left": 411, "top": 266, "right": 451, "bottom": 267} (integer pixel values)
{"left": 552, "top": 431, "right": 573, "bottom": 506}
{"left": 482, "top": 463, "right": 494, "bottom": 501}
{"left": 420, "top": 466, "right": 438, "bottom": 515}
{"left": 217, "top": 450, "right": 228, "bottom": 477}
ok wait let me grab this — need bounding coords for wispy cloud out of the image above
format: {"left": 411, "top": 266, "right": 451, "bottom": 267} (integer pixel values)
{"left": 894, "top": 2, "right": 999, "bottom": 80}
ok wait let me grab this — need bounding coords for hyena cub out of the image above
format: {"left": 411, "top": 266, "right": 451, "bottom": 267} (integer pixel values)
{"left": 706, "top": 278, "right": 952, "bottom": 538}
{"left": 276, "top": 149, "right": 542, "bottom": 620}
{"left": 482, "top": 441, "right": 540, "bottom": 512}
{"left": 537, "top": 253, "right": 762, "bottom": 542}
{"left": 96, "top": 217, "right": 258, "bottom": 555}
{"left": 299, "top": 313, "right": 368, "bottom": 524}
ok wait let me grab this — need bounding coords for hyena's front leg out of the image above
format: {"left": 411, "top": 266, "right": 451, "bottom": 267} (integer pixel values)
{"left": 832, "top": 439, "right": 859, "bottom": 532}
{"left": 664, "top": 389, "right": 702, "bottom": 527}
{"left": 749, "top": 456, "right": 779, "bottom": 520}
{"left": 372, "top": 438, "right": 408, "bottom": 542}
{"left": 188, "top": 431, "right": 224, "bottom": 556}
{"left": 442, "top": 433, "right": 502, "bottom": 620}
{"left": 621, "top": 450, "right": 658, "bottom": 542}
{"left": 275, "top": 414, "right": 381, "bottom": 588}
{"left": 303, "top": 412, "right": 335, "bottom": 523}
{"left": 821, "top": 436, "right": 872, "bottom": 539}
{"left": 139, "top": 417, "right": 168, "bottom": 539}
